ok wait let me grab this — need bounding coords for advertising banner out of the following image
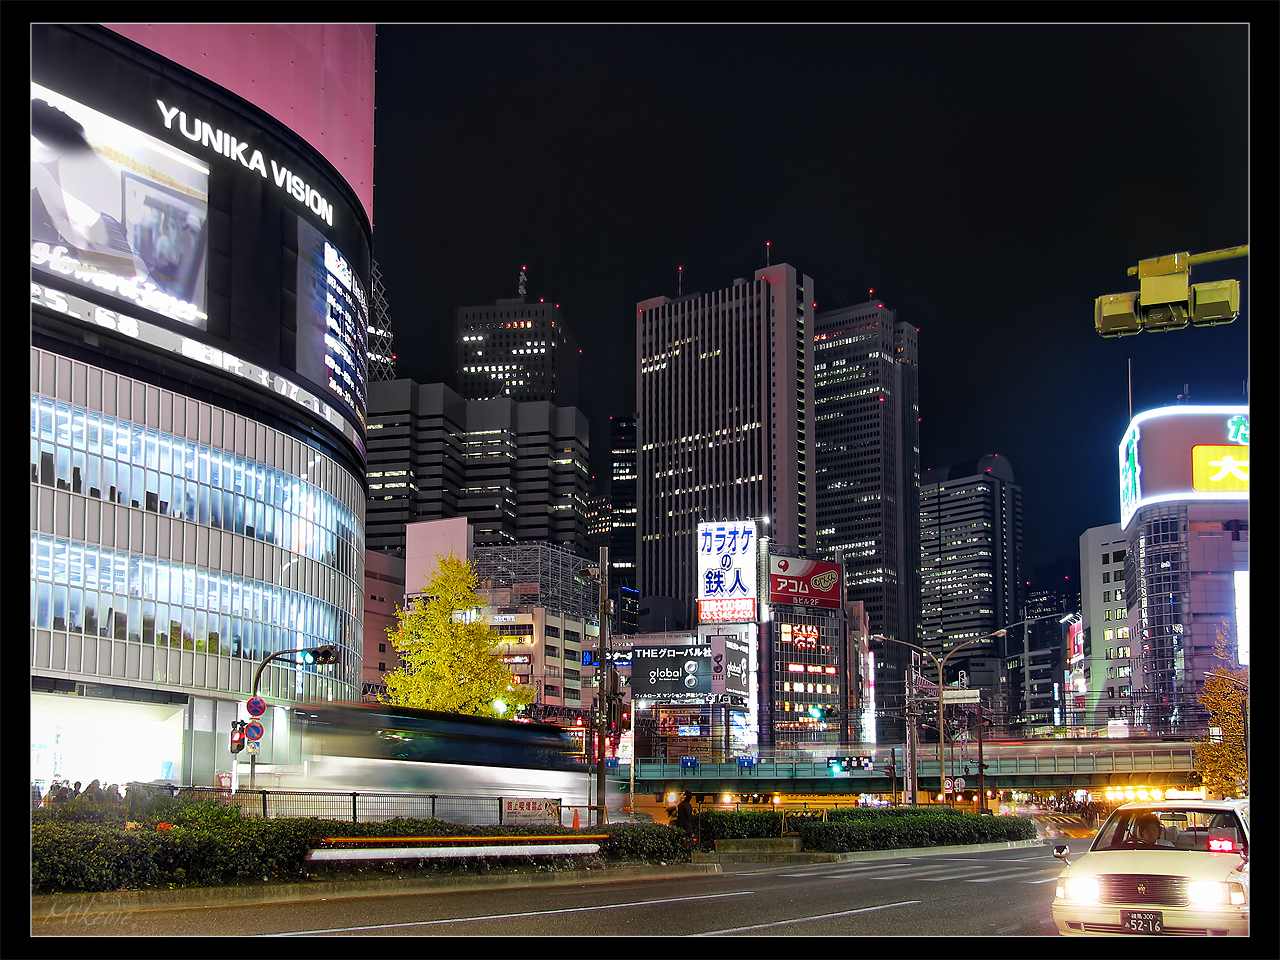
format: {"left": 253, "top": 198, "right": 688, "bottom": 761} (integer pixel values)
{"left": 1119, "top": 406, "right": 1249, "bottom": 528}
{"left": 697, "top": 520, "right": 758, "bottom": 623}
{"left": 769, "top": 554, "right": 842, "bottom": 609}
{"left": 710, "top": 635, "right": 750, "bottom": 697}
{"left": 630, "top": 643, "right": 712, "bottom": 701}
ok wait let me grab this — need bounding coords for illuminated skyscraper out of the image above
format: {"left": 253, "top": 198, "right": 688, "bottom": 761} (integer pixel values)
{"left": 919, "top": 456, "right": 1025, "bottom": 719}
{"left": 813, "top": 298, "right": 921, "bottom": 743}
{"left": 636, "top": 264, "right": 815, "bottom": 621}
{"left": 608, "top": 415, "right": 638, "bottom": 588}
{"left": 456, "top": 298, "right": 579, "bottom": 405}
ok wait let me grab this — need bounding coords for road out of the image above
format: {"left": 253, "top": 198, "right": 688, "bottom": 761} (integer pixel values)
{"left": 32, "top": 840, "right": 1086, "bottom": 937}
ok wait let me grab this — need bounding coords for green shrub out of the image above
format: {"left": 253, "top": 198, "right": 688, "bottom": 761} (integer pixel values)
{"left": 798, "top": 812, "right": 1037, "bottom": 852}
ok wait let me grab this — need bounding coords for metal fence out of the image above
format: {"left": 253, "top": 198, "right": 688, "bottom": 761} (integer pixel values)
{"left": 181, "top": 786, "right": 567, "bottom": 825}
{"left": 34, "top": 785, "right": 566, "bottom": 825}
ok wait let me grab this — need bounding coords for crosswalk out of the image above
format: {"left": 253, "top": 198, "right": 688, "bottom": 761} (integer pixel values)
{"left": 759, "top": 856, "right": 1064, "bottom": 885}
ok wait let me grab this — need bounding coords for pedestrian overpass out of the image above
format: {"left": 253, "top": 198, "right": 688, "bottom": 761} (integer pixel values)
{"left": 608, "top": 740, "right": 1201, "bottom": 800}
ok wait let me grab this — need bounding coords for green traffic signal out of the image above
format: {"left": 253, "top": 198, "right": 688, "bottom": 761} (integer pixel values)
{"left": 301, "top": 645, "right": 337, "bottom": 665}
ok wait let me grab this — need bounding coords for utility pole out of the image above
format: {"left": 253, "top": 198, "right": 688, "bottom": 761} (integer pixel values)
{"left": 595, "top": 546, "right": 610, "bottom": 826}
{"left": 977, "top": 699, "right": 986, "bottom": 813}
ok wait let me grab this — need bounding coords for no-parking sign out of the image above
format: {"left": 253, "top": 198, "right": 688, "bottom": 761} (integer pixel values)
{"left": 244, "top": 721, "right": 265, "bottom": 741}
{"left": 246, "top": 697, "right": 267, "bottom": 717}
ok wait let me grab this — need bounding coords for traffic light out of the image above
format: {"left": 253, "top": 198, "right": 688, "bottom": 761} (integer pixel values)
{"left": 827, "top": 756, "right": 847, "bottom": 773}
{"left": 230, "top": 720, "right": 246, "bottom": 754}
{"left": 1095, "top": 248, "right": 1244, "bottom": 337}
{"left": 301, "top": 645, "right": 338, "bottom": 665}
{"left": 607, "top": 698, "right": 622, "bottom": 734}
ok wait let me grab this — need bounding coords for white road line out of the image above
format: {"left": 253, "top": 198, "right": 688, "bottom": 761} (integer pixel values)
{"left": 964, "top": 868, "right": 1044, "bottom": 883}
{"left": 268, "top": 890, "right": 755, "bottom": 936}
{"left": 694, "top": 900, "right": 923, "bottom": 936}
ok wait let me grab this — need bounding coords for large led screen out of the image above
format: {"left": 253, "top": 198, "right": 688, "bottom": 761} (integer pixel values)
{"left": 295, "top": 216, "right": 368, "bottom": 427}
{"left": 31, "top": 83, "right": 209, "bottom": 329}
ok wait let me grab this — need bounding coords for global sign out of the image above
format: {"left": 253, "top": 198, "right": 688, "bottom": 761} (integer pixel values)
{"left": 630, "top": 644, "right": 712, "bottom": 701}
{"left": 768, "top": 554, "right": 842, "bottom": 609}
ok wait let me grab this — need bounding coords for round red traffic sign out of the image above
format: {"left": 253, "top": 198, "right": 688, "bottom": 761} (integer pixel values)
{"left": 244, "top": 721, "right": 265, "bottom": 741}
{"left": 246, "top": 697, "right": 267, "bottom": 717}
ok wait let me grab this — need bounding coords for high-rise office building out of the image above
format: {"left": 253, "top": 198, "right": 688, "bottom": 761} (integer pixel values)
{"left": 365, "top": 379, "right": 591, "bottom": 556}
{"left": 813, "top": 298, "right": 920, "bottom": 742}
{"left": 636, "top": 264, "right": 815, "bottom": 620}
{"left": 608, "top": 415, "right": 638, "bottom": 588}
{"left": 919, "top": 456, "right": 1024, "bottom": 708}
{"left": 1076, "top": 523, "right": 1134, "bottom": 732}
{"left": 457, "top": 297, "right": 579, "bottom": 405}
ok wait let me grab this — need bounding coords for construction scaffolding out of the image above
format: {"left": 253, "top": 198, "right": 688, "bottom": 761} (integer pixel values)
{"left": 473, "top": 541, "right": 600, "bottom": 623}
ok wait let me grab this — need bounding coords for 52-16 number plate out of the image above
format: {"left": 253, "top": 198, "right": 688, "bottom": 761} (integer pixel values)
{"left": 1121, "top": 910, "right": 1163, "bottom": 934}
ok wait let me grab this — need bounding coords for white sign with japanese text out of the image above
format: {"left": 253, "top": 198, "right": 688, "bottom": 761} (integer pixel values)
{"left": 697, "top": 520, "right": 758, "bottom": 623}
{"left": 502, "top": 797, "right": 559, "bottom": 823}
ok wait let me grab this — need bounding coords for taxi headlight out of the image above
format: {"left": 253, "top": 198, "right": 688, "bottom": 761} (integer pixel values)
{"left": 1187, "top": 881, "right": 1246, "bottom": 907}
{"left": 1056, "top": 875, "right": 1101, "bottom": 903}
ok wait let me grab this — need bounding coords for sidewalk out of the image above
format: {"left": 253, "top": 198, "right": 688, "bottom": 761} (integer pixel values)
{"left": 31, "top": 861, "right": 722, "bottom": 919}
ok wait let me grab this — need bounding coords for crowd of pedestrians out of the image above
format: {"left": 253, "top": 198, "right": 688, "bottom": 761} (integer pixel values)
{"left": 31, "top": 778, "right": 126, "bottom": 809}
{"left": 1030, "top": 792, "right": 1107, "bottom": 821}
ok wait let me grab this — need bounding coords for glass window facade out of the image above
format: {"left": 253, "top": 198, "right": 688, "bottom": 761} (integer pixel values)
{"left": 30, "top": 351, "right": 364, "bottom": 704}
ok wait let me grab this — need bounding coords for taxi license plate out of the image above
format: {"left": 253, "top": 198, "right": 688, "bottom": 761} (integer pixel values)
{"left": 1121, "top": 911, "right": 1163, "bottom": 934}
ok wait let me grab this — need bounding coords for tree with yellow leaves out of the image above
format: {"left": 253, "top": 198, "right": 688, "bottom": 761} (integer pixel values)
{"left": 380, "top": 553, "right": 535, "bottom": 718}
{"left": 1194, "top": 622, "right": 1248, "bottom": 798}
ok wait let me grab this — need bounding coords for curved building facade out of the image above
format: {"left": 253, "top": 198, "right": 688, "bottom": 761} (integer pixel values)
{"left": 30, "top": 24, "right": 373, "bottom": 790}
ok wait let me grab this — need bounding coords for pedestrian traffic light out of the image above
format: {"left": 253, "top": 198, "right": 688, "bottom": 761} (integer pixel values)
{"left": 301, "top": 645, "right": 338, "bottom": 665}
{"left": 230, "top": 720, "right": 246, "bottom": 754}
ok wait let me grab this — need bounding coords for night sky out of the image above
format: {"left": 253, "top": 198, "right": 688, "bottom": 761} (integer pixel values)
{"left": 368, "top": 23, "right": 1250, "bottom": 575}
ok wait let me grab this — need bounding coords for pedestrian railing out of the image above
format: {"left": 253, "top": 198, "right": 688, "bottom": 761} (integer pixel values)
{"left": 35, "top": 784, "right": 569, "bottom": 826}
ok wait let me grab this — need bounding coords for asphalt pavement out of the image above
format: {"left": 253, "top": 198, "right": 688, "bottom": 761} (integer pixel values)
{"left": 30, "top": 840, "right": 1052, "bottom": 919}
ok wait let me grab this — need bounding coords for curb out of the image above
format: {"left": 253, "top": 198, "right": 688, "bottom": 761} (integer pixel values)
{"left": 30, "top": 862, "right": 722, "bottom": 918}
{"left": 694, "top": 838, "right": 1051, "bottom": 865}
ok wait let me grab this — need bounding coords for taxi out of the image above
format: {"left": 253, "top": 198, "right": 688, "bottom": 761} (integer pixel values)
{"left": 1052, "top": 798, "right": 1249, "bottom": 936}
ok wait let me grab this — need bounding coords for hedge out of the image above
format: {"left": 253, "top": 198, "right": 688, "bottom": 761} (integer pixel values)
{"left": 31, "top": 800, "right": 1036, "bottom": 893}
{"left": 31, "top": 800, "right": 689, "bottom": 894}
{"left": 798, "top": 812, "right": 1038, "bottom": 852}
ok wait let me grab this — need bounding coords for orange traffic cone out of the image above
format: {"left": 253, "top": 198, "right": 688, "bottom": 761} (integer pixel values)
{"left": 572, "top": 808, "right": 580, "bottom": 829}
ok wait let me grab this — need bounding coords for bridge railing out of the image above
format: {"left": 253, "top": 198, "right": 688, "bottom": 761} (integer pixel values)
{"left": 621, "top": 743, "right": 1197, "bottom": 780}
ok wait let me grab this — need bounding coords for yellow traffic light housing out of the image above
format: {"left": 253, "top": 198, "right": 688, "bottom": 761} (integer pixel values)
{"left": 1095, "top": 245, "right": 1246, "bottom": 337}
{"left": 1190, "top": 278, "right": 1240, "bottom": 326}
{"left": 1095, "top": 291, "right": 1142, "bottom": 337}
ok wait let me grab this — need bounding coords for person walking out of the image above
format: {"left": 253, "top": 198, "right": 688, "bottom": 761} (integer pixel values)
{"left": 675, "top": 790, "right": 695, "bottom": 851}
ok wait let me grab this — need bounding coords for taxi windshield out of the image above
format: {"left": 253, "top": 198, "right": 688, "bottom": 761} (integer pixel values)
{"left": 1093, "top": 807, "right": 1247, "bottom": 854}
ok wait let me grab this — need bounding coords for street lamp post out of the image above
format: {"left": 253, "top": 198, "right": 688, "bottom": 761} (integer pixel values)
{"left": 878, "top": 614, "right": 1071, "bottom": 806}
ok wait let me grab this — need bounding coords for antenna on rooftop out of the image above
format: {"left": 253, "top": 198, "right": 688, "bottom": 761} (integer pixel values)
{"left": 766, "top": 241, "right": 771, "bottom": 267}
{"left": 678, "top": 265, "right": 682, "bottom": 297}
{"left": 518, "top": 265, "right": 528, "bottom": 297}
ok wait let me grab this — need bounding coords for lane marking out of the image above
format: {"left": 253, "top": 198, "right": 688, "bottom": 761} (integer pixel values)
{"left": 269, "top": 890, "right": 755, "bottom": 936}
{"left": 964, "top": 868, "right": 1044, "bottom": 883}
{"left": 694, "top": 900, "right": 922, "bottom": 936}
